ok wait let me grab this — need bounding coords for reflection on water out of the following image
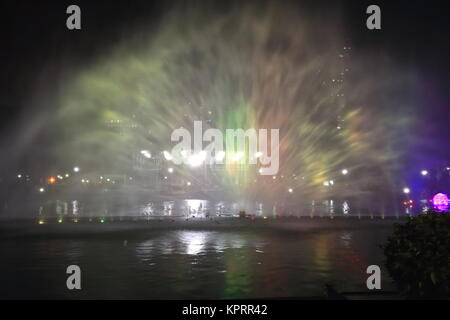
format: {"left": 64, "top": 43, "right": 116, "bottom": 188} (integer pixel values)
{"left": 180, "top": 231, "right": 208, "bottom": 255}
{"left": 135, "top": 231, "right": 250, "bottom": 258}
{"left": 0, "top": 228, "right": 395, "bottom": 299}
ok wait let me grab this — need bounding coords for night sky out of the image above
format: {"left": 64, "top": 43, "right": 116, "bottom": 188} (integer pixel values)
{"left": 1, "top": 0, "right": 449, "bottom": 171}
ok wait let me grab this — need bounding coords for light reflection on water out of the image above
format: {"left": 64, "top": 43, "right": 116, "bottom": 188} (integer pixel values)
{"left": 0, "top": 227, "right": 395, "bottom": 299}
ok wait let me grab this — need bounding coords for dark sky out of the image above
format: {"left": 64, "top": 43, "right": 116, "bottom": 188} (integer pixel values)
{"left": 1, "top": 0, "right": 449, "bottom": 163}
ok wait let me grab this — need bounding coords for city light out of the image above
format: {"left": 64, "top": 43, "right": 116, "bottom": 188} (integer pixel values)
{"left": 421, "top": 170, "right": 428, "bottom": 176}
{"left": 342, "top": 169, "right": 348, "bottom": 175}
{"left": 168, "top": 167, "right": 174, "bottom": 173}
{"left": 188, "top": 151, "right": 206, "bottom": 167}
{"left": 73, "top": 167, "right": 80, "bottom": 172}
{"left": 163, "top": 151, "right": 173, "bottom": 161}
{"left": 17, "top": 174, "right": 22, "bottom": 178}
{"left": 215, "top": 151, "right": 225, "bottom": 162}
{"left": 403, "top": 187, "right": 410, "bottom": 194}
{"left": 232, "top": 152, "right": 244, "bottom": 162}
{"left": 48, "top": 176, "right": 56, "bottom": 184}
{"left": 39, "top": 187, "right": 45, "bottom": 193}
{"left": 140, "top": 150, "right": 151, "bottom": 159}
{"left": 65, "top": 173, "right": 70, "bottom": 178}
{"left": 288, "top": 188, "right": 293, "bottom": 193}
{"left": 180, "top": 150, "right": 188, "bottom": 158}
{"left": 186, "top": 181, "right": 191, "bottom": 186}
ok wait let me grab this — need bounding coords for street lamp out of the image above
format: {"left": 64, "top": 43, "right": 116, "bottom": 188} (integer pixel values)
{"left": 73, "top": 167, "right": 80, "bottom": 173}
{"left": 403, "top": 187, "right": 410, "bottom": 194}
{"left": 421, "top": 170, "right": 428, "bottom": 176}
{"left": 342, "top": 169, "right": 348, "bottom": 175}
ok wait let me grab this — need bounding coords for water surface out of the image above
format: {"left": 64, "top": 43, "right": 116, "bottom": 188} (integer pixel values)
{"left": 0, "top": 224, "right": 395, "bottom": 299}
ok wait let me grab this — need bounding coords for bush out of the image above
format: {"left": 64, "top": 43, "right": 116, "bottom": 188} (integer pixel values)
{"left": 383, "top": 210, "right": 450, "bottom": 299}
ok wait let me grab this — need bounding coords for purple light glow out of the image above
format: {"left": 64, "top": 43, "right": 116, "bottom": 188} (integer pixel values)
{"left": 432, "top": 193, "right": 449, "bottom": 212}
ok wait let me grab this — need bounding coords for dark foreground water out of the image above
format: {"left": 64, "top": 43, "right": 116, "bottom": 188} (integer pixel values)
{"left": 0, "top": 220, "right": 397, "bottom": 299}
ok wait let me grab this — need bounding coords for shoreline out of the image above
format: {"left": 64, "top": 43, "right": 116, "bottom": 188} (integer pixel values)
{"left": 0, "top": 216, "right": 404, "bottom": 239}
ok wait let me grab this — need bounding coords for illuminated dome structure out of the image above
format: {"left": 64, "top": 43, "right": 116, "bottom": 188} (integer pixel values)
{"left": 432, "top": 193, "right": 449, "bottom": 212}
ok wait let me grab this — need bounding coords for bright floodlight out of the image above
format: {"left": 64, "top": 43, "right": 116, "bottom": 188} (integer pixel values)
{"left": 232, "top": 152, "right": 244, "bottom": 162}
{"left": 188, "top": 152, "right": 206, "bottom": 167}
{"left": 403, "top": 187, "right": 410, "bottom": 194}
{"left": 421, "top": 170, "right": 428, "bottom": 176}
{"left": 180, "top": 150, "right": 188, "bottom": 158}
{"left": 140, "top": 150, "right": 151, "bottom": 159}
{"left": 288, "top": 188, "right": 293, "bottom": 193}
{"left": 73, "top": 167, "right": 80, "bottom": 172}
{"left": 163, "top": 151, "right": 173, "bottom": 161}
{"left": 168, "top": 167, "right": 174, "bottom": 173}
{"left": 39, "top": 187, "right": 45, "bottom": 193}
{"left": 215, "top": 151, "right": 225, "bottom": 162}
{"left": 342, "top": 169, "right": 348, "bottom": 175}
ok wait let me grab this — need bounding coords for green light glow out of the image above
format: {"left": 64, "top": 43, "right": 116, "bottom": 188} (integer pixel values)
{"left": 55, "top": 3, "right": 417, "bottom": 201}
